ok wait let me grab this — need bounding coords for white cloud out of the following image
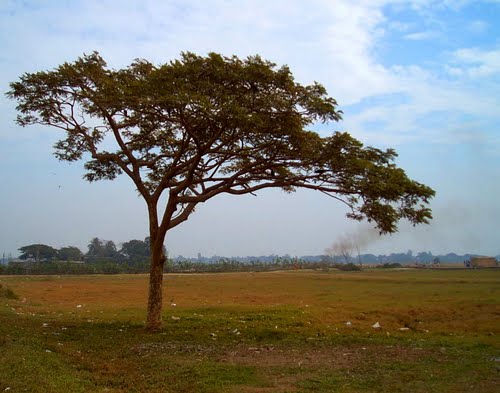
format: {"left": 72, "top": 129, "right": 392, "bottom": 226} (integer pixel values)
{"left": 404, "top": 0, "right": 474, "bottom": 12}
{"left": 467, "top": 19, "right": 489, "bottom": 34}
{"left": 306, "top": 1, "right": 396, "bottom": 105}
{"left": 451, "top": 47, "right": 500, "bottom": 78}
{"left": 3, "top": 0, "right": 498, "bottom": 145}
{"left": 388, "top": 20, "right": 411, "bottom": 32}
{"left": 404, "top": 30, "right": 439, "bottom": 40}
{"left": 347, "top": 82, "right": 499, "bottom": 150}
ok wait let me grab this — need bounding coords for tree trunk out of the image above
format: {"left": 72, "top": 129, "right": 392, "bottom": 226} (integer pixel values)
{"left": 146, "top": 238, "right": 166, "bottom": 331}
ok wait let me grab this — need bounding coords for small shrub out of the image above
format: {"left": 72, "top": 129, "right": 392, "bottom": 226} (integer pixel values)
{"left": 0, "top": 283, "right": 19, "bottom": 300}
{"left": 334, "top": 263, "right": 361, "bottom": 271}
{"left": 377, "top": 263, "right": 403, "bottom": 269}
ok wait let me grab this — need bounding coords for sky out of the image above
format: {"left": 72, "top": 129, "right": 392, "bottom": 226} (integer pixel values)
{"left": 0, "top": 0, "right": 499, "bottom": 259}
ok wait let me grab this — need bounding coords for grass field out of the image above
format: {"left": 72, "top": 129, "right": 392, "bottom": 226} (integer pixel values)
{"left": 0, "top": 268, "right": 499, "bottom": 392}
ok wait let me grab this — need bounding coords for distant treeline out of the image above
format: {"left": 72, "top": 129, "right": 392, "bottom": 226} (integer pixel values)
{"left": 0, "top": 257, "right": 365, "bottom": 275}
{"left": 7, "top": 237, "right": 152, "bottom": 263}
{"left": 0, "top": 260, "right": 151, "bottom": 275}
{"left": 174, "top": 251, "right": 497, "bottom": 265}
{"left": 1, "top": 238, "right": 498, "bottom": 275}
{"left": 0, "top": 255, "right": 494, "bottom": 276}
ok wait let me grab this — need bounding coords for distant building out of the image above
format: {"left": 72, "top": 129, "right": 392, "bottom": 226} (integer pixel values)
{"left": 470, "top": 256, "right": 497, "bottom": 268}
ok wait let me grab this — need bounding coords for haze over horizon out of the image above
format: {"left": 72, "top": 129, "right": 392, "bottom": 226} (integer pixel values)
{"left": 1, "top": 1, "right": 499, "bottom": 259}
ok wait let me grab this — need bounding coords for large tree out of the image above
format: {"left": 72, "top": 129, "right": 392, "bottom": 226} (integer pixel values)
{"left": 58, "top": 246, "right": 83, "bottom": 261}
{"left": 86, "top": 237, "right": 105, "bottom": 259}
{"left": 18, "top": 244, "right": 58, "bottom": 261}
{"left": 120, "top": 238, "right": 151, "bottom": 260}
{"left": 7, "top": 52, "right": 434, "bottom": 330}
{"left": 86, "top": 237, "right": 118, "bottom": 260}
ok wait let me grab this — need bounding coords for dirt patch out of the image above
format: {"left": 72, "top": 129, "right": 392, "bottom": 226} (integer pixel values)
{"left": 219, "top": 343, "right": 436, "bottom": 369}
{"left": 230, "top": 378, "right": 298, "bottom": 393}
{"left": 129, "top": 340, "right": 442, "bottom": 392}
{"left": 131, "top": 341, "right": 438, "bottom": 369}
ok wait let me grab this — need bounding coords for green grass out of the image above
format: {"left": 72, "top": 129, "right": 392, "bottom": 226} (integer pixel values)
{"left": 0, "top": 269, "right": 499, "bottom": 392}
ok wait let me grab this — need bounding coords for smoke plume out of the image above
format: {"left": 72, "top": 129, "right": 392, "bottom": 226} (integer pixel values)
{"left": 325, "top": 224, "right": 382, "bottom": 259}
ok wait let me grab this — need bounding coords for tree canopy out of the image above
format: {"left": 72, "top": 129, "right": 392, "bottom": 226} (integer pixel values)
{"left": 7, "top": 52, "right": 435, "bottom": 330}
{"left": 120, "top": 238, "right": 151, "bottom": 260}
{"left": 18, "top": 244, "right": 58, "bottom": 261}
{"left": 86, "top": 237, "right": 118, "bottom": 260}
{"left": 58, "top": 246, "right": 84, "bottom": 261}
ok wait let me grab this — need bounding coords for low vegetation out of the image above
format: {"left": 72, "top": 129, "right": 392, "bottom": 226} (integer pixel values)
{"left": 1, "top": 269, "right": 498, "bottom": 392}
{"left": 377, "top": 262, "right": 403, "bottom": 269}
{"left": 0, "top": 283, "right": 18, "bottom": 300}
{"left": 0, "top": 258, "right": 367, "bottom": 275}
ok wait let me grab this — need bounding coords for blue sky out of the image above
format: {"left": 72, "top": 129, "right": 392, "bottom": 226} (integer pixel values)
{"left": 0, "top": 0, "right": 499, "bottom": 258}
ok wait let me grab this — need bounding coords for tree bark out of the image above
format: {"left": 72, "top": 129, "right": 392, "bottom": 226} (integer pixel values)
{"left": 146, "top": 242, "right": 166, "bottom": 331}
{"left": 145, "top": 197, "right": 176, "bottom": 331}
{"left": 145, "top": 198, "right": 169, "bottom": 331}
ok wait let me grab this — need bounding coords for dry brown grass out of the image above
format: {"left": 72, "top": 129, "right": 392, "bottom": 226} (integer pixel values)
{"left": 3, "top": 269, "right": 499, "bottom": 334}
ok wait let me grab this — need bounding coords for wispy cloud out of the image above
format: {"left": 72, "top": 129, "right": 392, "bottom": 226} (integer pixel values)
{"left": 404, "top": 30, "right": 439, "bottom": 40}
{"left": 467, "top": 19, "right": 489, "bottom": 34}
{"left": 451, "top": 47, "right": 500, "bottom": 78}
